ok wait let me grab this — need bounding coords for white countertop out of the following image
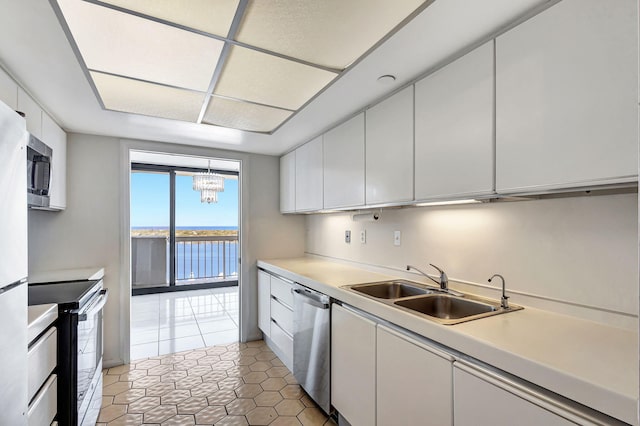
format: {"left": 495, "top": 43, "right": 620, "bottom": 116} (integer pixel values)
{"left": 258, "top": 257, "right": 638, "bottom": 425}
{"left": 29, "top": 267, "right": 104, "bottom": 284}
{"left": 27, "top": 303, "right": 57, "bottom": 343}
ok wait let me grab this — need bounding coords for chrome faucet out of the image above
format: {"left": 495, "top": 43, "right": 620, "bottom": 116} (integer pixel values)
{"left": 406, "top": 264, "right": 449, "bottom": 292}
{"left": 488, "top": 274, "right": 509, "bottom": 309}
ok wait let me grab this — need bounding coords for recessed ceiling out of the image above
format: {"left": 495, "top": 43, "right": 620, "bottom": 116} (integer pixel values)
{"left": 0, "top": 0, "right": 552, "bottom": 155}
{"left": 235, "top": 0, "right": 427, "bottom": 69}
{"left": 52, "top": 0, "right": 429, "bottom": 133}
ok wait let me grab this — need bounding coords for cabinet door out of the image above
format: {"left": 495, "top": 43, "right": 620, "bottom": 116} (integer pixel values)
{"left": 331, "top": 304, "right": 376, "bottom": 426}
{"left": 377, "top": 326, "right": 453, "bottom": 426}
{"left": 295, "top": 136, "right": 323, "bottom": 212}
{"left": 323, "top": 113, "right": 365, "bottom": 209}
{"left": 42, "top": 113, "right": 66, "bottom": 210}
{"left": 0, "top": 67, "right": 17, "bottom": 110}
{"left": 415, "top": 41, "right": 494, "bottom": 200}
{"left": 496, "top": 0, "right": 638, "bottom": 193}
{"left": 280, "top": 151, "right": 296, "bottom": 213}
{"left": 454, "top": 363, "right": 574, "bottom": 426}
{"left": 257, "top": 270, "right": 271, "bottom": 338}
{"left": 17, "top": 87, "right": 42, "bottom": 139}
{"left": 366, "top": 86, "right": 414, "bottom": 205}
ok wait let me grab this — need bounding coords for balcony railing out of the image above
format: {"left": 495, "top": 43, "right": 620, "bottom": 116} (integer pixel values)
{"left": 176, "top": 235, "right": 238, "bottom": 281}
{"left": 132, "top": 235, "right": 238, "bottom": 288}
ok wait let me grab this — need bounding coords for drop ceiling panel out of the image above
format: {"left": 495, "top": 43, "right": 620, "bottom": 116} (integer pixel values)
{"left": 57, "top": 0, "right": 223, "bottom": 91}
{"left": 203, "top": 96, "right": 292, "bottom": 132}
{"left": 97, "top": 0, "right": 240, "bottom": 37}
{"left": 214, "top": 46, "right": 337, "bottom": 111}
{"left": 91, "top": 72, "right": 206, "bottom": 122}
{"left": 235, "top": 0, "right": 427, "bottom": 69}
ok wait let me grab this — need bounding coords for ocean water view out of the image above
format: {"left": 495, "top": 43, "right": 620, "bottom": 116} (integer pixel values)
{"left": 132, "top": 226, "right": 238, "bottom": 230}
{"left": 131, "top": 226, "right": 239, "bottom": 282}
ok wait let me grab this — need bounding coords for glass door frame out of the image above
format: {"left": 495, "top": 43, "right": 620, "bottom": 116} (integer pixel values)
{"left": 131, "top": 162, "right": 239, "bottom": 295}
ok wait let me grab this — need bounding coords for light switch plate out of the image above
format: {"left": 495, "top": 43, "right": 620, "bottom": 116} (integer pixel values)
{"left": 345, "top": 230, "right": 351, "bottom": 243}
{"left": 360, "top": 230, "right": 366, "bottom": 244}
{"left": 394, "top": 230, "right": 401, "bottom": 246}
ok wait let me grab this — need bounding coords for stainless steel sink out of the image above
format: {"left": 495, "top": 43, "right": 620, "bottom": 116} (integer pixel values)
{"left": 394, "top": 294, "right": 496, "bottom": 319}
{"left": 349, "top": 280, "right": 433, "bottom": 299}
{"left": 343, "top": 280, "right": 522, "bottom": 325}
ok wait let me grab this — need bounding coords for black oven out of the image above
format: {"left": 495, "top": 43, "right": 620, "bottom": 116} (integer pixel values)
{"left": 29, "top": 279, "right": 108, "bottom": 425}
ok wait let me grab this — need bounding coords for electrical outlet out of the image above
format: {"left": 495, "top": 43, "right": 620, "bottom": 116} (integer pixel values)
{"left": 345, "top": 230, "right": 351, "bottom": 243}
{"left": 394, "top": 230, "right": 401, "bottom": 246}
{"left": 360, "top": 230, "right": 366, "bottom": 244}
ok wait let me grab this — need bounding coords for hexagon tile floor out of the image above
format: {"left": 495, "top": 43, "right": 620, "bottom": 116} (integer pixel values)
{"left": 98, "top": 340, "right": 336, "bottom": 426}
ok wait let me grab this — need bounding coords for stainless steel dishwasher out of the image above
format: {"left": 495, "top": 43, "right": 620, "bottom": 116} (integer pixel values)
{"left": 292, "top": 284, "right": 331, "bottom": 414}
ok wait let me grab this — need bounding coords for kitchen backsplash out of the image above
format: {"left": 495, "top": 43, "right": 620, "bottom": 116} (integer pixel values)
{"left": 305, "top": 193, "right": 638, "bottom": 330}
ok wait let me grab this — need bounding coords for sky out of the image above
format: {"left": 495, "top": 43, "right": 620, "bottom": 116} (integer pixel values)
{"left": 130, "top": 172, "right": 239, "bottom": 227}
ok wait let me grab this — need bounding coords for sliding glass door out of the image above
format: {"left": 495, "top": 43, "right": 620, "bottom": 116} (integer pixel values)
{"left": 130, "top": 164, "right": 239, "bottom": 294}
{"left": 174, "top": 173, "right": 239, "bottom": 283}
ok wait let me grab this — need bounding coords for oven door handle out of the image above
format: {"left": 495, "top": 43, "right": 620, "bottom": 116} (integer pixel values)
{"left": 78, "top": 289, "right": 108, "bottom": 322}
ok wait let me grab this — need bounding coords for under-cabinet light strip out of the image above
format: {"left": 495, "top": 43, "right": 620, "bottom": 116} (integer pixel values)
{"left": 414, "top": 199, "right": 481, "bottom": 207}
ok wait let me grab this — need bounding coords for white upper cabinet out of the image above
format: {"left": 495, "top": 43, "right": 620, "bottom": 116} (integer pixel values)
{"left": 415, "top": 41, "right": 494, "bottom": 200}
{"left": 323, "top": 113, "right": 365, "bottom": 209}
{"left": 280, "top": 151, "right": 295, "bottom": 213}
{"left": 17, "top": 88, "right": 42, "bottom": 139}
{"left": 495, "top": 0, "right": 638, "bottom": 193}
{"left": 366, "top": 87, "right": 414, "bottom": 205}
{"left": 295, "top": 136, "right": 323, "bottom": 212}
{"left": 42, "top": 112, "right": 67, "bottom": 210}
{"left": 0, "top": 67, "right": 17, "bottom": 110}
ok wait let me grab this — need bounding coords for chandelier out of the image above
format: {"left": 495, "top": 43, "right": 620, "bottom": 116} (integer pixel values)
{"left": 193, "top": 160, "right": 225, "bottom": 203}
{"left": 200, "top": 188, "right": 219, "bottom": 204}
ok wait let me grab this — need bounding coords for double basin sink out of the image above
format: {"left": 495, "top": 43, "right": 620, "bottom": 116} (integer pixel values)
{"left": 344, "top": 280, "right": 522, "bottom": 325}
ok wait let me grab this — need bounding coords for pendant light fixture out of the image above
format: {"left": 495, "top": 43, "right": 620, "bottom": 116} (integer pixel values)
{"left": 200, "top": 188, "right": 219, "bottom": 204}
{"left": 193, "top": 160, "right": 225, "bottom": 203}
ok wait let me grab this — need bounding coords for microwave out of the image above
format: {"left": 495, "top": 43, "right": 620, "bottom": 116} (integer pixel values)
{"left": 27, "top": 134, "right": 52, "bottom": 208}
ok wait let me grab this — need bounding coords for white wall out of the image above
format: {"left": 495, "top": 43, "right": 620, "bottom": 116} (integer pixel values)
{"left": 28, "top": 133, "right": 306, "bottom": 366}
{"left": 28, "top": 134, "right": 122, "bottom": 363}
{"left": 306, "top": 193, "right": 638, "bottom": 329}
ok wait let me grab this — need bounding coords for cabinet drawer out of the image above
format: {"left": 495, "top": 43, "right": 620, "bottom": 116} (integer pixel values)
{"left": 270, "top": 275, "right": 293, "bottom": 307}
{"left": 28, "top": 327, "right": 57, "bottom": 402}
{"left": 270, "top": 319, "right": 293, "bottom": 368}
{"left": 270, "top": 298, "right": 293, "bottom": 335}
{"left": 28, "top": 374, "right": 57, "bottom": 426}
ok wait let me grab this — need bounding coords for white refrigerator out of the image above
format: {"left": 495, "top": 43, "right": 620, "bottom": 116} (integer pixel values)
{"left": 0, "top": 99, "right": 29, "bottom": 424}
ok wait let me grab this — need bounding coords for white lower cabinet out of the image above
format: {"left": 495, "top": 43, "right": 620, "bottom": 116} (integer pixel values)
{"left": 331, "top": 304, "right": 376, "bottom": 426}
{"left": 257, "top": 269, "right": 294, "bottom": 370}
{"left": 453, "top": 361, "right": 612, "bottom": 426}
{"left": 27, "top": 374, "right": 57, "bottom": 426}
{"left": 27, "top": 318, "right": 57, "bottom": 426}
{"left": 257, "top": 270, "right": 271, "bottom": 338}
{"left": 377, "top": 325, "right": 453, "bottom": 426}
